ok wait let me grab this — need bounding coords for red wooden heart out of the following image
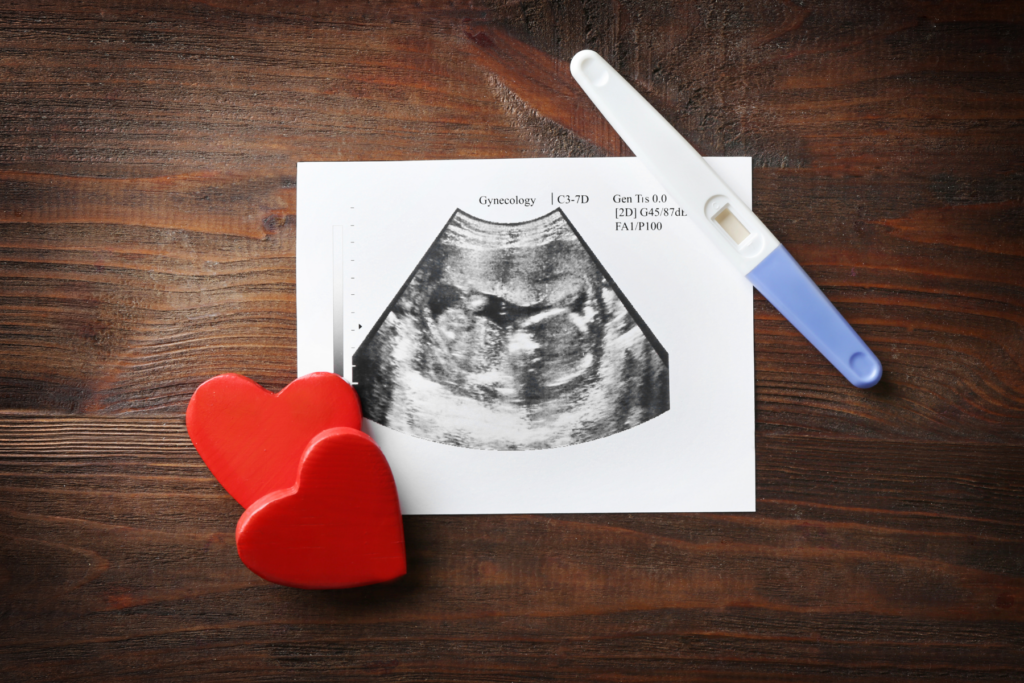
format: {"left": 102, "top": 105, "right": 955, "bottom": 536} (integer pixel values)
{"left": 186, "top": 373, "right": 361, "bottom": 508}
{"left": 235, "top": 427, "right": 406, "bottom": 589}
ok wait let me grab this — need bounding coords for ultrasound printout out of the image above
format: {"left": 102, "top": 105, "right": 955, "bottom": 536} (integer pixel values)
{"left": 297, "top": 157, "right": 754, "bottom": 514}
{"left": 353, "top": 208, "right": 669, "bottom": 451}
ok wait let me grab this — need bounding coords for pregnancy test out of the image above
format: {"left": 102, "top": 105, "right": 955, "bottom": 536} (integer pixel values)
{"left": 570, "top": 50, "right": 882, "bottom": 388}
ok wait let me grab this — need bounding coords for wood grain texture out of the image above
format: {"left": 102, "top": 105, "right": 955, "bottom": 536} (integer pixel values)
{"left": 1, "top": 0, "right": 1022, "bottom": 680}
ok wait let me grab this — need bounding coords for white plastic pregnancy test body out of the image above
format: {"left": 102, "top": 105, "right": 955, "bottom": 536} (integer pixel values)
{"left": 570, "top": 50, "right": 882, "bottom": 388}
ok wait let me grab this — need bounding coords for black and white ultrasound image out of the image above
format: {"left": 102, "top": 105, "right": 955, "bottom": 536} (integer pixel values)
{"left": 352, "top": 209, "right": 669, "bottom": 451}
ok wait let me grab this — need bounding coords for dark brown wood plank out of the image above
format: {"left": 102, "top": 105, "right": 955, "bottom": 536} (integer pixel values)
{"left": 1, "top": 0, "right": 1023, "bottom": 680}
{"left": 1, "top": 1, "right": 1021, "bottom": 433}
{"left": 1, "top": 417, "right": 1022, "bottom": 681}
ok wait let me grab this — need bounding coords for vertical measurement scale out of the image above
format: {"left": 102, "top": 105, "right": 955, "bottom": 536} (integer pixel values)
{"left": 332, "top": 224, "right": 346, "bottom": 377}
{"left": 347, "top": 222, "right": 359, "bottom": 382}
{"left": 333, "top": 209, "right": 362, "bottom": 381}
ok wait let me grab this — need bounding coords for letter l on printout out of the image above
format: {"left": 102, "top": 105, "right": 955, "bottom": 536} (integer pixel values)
{"left": 570, "top": 50, "right": 882, "bottom": 388}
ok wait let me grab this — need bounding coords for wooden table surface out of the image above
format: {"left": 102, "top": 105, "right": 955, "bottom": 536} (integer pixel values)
{"left": 2, "top": 1, "right": 1022, "bottom": 680}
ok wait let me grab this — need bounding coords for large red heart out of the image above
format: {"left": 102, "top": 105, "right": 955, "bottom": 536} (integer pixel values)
{"left": 235, "top": 427, "right": 406, "bottom": 589}
{"left": 186, "top": 373, "right": 361, "bottom": 508}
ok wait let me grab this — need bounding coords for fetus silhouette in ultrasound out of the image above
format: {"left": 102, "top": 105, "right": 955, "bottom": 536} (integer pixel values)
{"left": 352, "top": 208, "right": 669, "bottom": 451}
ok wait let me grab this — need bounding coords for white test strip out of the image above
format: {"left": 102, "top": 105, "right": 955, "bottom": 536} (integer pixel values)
{"left": 570, "top": 50, "right": 882, "bottom": 388}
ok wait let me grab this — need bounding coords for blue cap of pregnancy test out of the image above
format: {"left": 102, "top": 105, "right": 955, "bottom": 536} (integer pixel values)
{"left": 746, "top": 246, "right": 882, "bottom": 388}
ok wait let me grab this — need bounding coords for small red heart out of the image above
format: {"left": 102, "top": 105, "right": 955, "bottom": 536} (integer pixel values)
{"left": 235, "top": 427, "right": 406, "bottom": 589}
{"left": 186, "top": 373, "right": 361, "bottom": 508}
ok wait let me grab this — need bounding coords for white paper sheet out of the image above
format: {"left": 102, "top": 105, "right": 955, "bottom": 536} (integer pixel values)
{"left": 297, "top": 157, "right": 754, "bottom": 514}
